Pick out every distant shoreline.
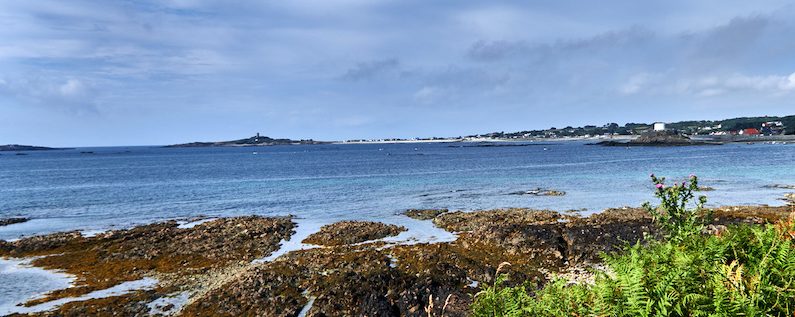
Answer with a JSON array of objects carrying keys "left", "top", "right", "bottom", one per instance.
[{"left": 335, "top": 135, "right": 637, "bottom": 145}]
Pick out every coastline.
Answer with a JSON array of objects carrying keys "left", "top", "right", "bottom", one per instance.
[
  {"left": 334, "top": 135, "right": 638, "bottom": 145},
  {"left": 1, "top": 203, "right": 792, "bottom": 316}
]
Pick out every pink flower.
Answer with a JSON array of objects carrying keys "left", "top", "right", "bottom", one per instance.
[{"left": 656, "top": 184, "right": 664, "bottom": 189}]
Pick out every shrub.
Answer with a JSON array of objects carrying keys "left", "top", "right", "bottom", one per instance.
[
  {"left": 642, "top": 174, "right": 710, "bottom": 242},
  {"left": 472, "top": 175, "right": 795, "bottom": 317}
]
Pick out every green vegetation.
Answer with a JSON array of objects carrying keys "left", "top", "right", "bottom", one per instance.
[
  {"left": 472, "top": 175, "right": 795, "bottom": 317},
  {"left": 479, "top": 115, "right": 795, "bottom": 139},
  {"left": 643, "top": 174, "right": 710, "bottom": 242}
]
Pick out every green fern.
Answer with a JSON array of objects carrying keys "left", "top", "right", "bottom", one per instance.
[{"left": 472, "top": 175, "right": 795, "bottom": 317}]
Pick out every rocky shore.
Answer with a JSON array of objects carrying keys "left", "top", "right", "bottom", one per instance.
[{"left": 1, "top": 205, "right": 792, "bottom": 316}]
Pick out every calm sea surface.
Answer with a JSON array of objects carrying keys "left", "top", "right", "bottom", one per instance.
[{"left": 1, "top": 142, "right": 794, "bottom": 240}]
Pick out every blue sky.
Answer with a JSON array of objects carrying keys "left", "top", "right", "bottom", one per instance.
[{"left": 1, "top": 1, "right": 795, "bottom": 146}]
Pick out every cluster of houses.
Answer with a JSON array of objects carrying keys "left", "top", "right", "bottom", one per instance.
[{"left": 705, "top": 121, "right": 786, "bottom": 136}]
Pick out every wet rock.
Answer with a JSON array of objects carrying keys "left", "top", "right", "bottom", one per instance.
[
  {"left": 180, "top": 260, "right": 307, "bottom": 317},
  {"left": 784, "top": 193, "right": 795, "bottom": 205},
  {"left": 403, "top": 209, "right": 448, "bottom": 220},
  {"left": 763, "top": 184, "right": 795, "bottom": 190},
  {"left": 712, "top": 205, "right": 793, "bottom": 225},
  {"left": 508, "top": 188, "right": 566, "bottom": 196},
  {"left": 0, "top": 217, "right": 29, "bottom": 227},
  {"left": 698, "top": 186, "right": 716, "bottom": 191},
  {"left": 433, "top": 208, "right": 561, "bottom": 232},
  {"left": 562, "top": 208, "right": 657, "bottom": 264},
  {"left": 0, "top": 216, "right": 294, "bottom": 305},
  {"left": 27, "top": 290, "right": 157, "bottom": 317},
  {"left": 302, "top": 221, "right": 407, "bottom": 246}
]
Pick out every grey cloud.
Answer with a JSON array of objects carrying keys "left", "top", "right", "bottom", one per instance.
[
  {"left": 467, "top": 40, "right": 530, "bottom": 61},
  {"left": 467, "top": 27, "right": 654, "bottom": 62},
  {"left": 0, "top": 76, "right": 100, "bottom": 114},
  {"left": 340, "top": 58, "right": 400, "bottom": 81}
]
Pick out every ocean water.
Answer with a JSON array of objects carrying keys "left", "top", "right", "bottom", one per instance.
[{"left": 1, "top": 142, "right": 795, "bottom": 240}]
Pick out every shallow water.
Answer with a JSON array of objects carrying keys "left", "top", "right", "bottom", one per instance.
[
  {"left": 2, "top": 142, "right": 794, "bottom": 240},
  {"left": 0, "top": 258, "right": 74, "bottom": 315},
  {"left": 2, "top": 277, "right": 158, "bottom": 315}
]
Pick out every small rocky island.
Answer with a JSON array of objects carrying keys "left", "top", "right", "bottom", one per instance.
[
  {"left": 594, "top": 131, "right": 722, "bottom": 147},
  {"left": 0, "top": 144, "right": 69, "bottom": 151},
  {"left": 165, "top": 133, "right": 329, "bottom": 148}
]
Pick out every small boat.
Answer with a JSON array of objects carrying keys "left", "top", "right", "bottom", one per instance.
[{"left": 252, "top": 151, "right": 258, "bottom": 155}]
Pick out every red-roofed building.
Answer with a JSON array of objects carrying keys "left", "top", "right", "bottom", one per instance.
[{"left": 740, "top": 128, "right": 760, "bottom": 135}]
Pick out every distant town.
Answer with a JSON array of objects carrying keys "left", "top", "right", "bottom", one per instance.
[{"left": 343, "top": 115, "right": 795, "bottom": 143}]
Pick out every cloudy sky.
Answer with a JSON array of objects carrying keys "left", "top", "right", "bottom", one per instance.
[{"left": 1, "top": 1, "right": 795, "bottom": 146}]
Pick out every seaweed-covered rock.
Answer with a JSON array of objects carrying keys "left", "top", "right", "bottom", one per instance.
[
  {"left": 403, "top": 209, "right": 448, "bottom": 220},
  {"left": 0, "top": 216, "right": 294, "bottom": 305},
  {"left": 562, "top": 208, "right": 657, "bottom": 264},
  {"left": 180, "top": 261, "right": 307, "bottom": 317},
  {"left": 433, "top": 208, "right": 561, "bottom": 232},
  {"left": 303, "top": 221, "right": 407, "bottom": 246},
  {"left": 0, "top": 217, "right": 29, "bottom": 227},
  {"left": 712, "top": 205, "right": 793, "bottom": 224},
  {"left": 508, "top": 189, "right": 566, "bottom": 196}
]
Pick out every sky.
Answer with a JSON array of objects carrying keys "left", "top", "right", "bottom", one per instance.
[{"left": 1, "top": 1, "right": 795, "bottom": 146}]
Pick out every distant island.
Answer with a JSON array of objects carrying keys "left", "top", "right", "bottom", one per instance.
[
  {"left": 592, "top": 131, "right": 722, "bottom": 147},
  {"left": 165, "top": 133, "right": 330, "bottom": 148},
  {"left": 0, "top": 144, "right": 70, "bottom": 151}
]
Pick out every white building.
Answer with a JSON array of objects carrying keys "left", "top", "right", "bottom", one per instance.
[{"left": 653, "top": 122, "right": 666, "bottom": 131}]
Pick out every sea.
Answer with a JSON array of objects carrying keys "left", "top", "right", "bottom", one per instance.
[
  {"left": 2, "top": 141, "right": 795, "bottom": 313},
  {"left": 2, "top": 141, "right": 794, "bottom": 240}
]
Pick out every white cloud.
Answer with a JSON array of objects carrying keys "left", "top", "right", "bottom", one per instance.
[
  {"left": 59, "top": 79, "right": 84, "bottom": 96},
  {"left": 413, "top": 86, "right": 442, "bottom": 104},
  {"left": 620, "top": 71, "right": 795, "bottom": 96}
]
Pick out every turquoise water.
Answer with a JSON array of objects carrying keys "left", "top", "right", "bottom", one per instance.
[{"left": 1, "top": 142, "right": 794, "bottom": 240}]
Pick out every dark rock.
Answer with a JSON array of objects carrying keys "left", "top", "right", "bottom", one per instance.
[
  {"left": 303, "top": 221, "right": 407, "bottom": 246},
  {"left": 403, "top": 209, "right": 448, "bottom": 220},
  {"left": 0, "top": 217, "right": 29, "bottom": 227},
  {"left": 594, "top": 132, "right": 721, "bottom": 146},
  {"left": 508, "top": 188, "right": 566, "bottom": 196},
  {"left": 764, "top": 184, "right": 795, "bottom": 190}
]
